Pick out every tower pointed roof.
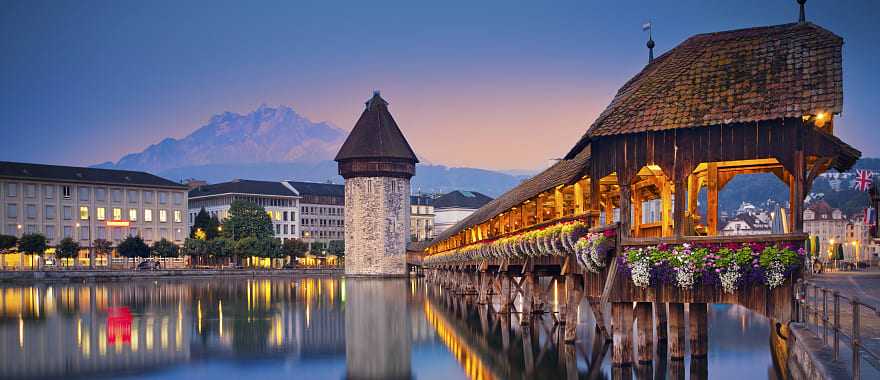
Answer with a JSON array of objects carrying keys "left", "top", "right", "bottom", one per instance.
[{"left": 334, "top": 91, "right": 419, "bottom": 163}]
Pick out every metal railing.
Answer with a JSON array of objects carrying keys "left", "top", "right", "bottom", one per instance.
[{"left": 795, "top": 279, "right": 880, "bottom": 379}]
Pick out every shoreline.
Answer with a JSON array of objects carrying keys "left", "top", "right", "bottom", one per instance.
[{"left": 0, "top": 268, "right": 344, "bottom": 283}]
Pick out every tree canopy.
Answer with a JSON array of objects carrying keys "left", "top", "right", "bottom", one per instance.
[
  {"left": 234, "top": 236, "right": 282, "bottom": 258},
  {"left": 221, "top": 200, "right": 273, "bottom": 241},
  {"left": 0, "top": 235, "right": 17, "bottom": 251},
  {"left": 328, "top": 240, "right": 345, "bottom": 257},
  {"left": 56, "top": 237, "right": 80, "bottom": 259},
  {"left": 152, "top": 238, "right": 180, "bottom": 258},
  {"left": 282, "top": 238, "right": 309, "bottom": 258},
  {"left": 117, "top": 236, "right": 150, "bottom": 258},
  {"left": 183, "top": 238, "right": 209, "bottom": 258},
  {"left": 93, "top": 239, "right": 113, "bottom": 255},
  {"left": 18, "top": 233, "right": 47, "bottom": 255},
  {"left": 190, "top": 208, "right": 220, "bottom": 240}
]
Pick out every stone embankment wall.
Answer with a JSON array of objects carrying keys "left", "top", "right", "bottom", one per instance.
[
  {"left": 786, "top": 323, "right": 852, "bottom": 380},
  {"left": 0, "top": 268, "right": 342, "bottom": 283},
  {"left": 344, "top": 176, "right": 409, "bottom": 276}
]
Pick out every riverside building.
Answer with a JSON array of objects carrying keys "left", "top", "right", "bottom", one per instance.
[{"left": 0, "top": 161, "right": 188, "bottom": 267}]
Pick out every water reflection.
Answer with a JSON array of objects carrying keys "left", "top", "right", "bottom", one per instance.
[{"left": 0, "top": 277, "right": 782, "bottom": 379}]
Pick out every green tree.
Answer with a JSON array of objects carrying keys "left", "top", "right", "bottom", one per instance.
[
  {"left": 310, "top": 241, "right": 327, "bottom": 255},
  {"left": 18, "top": 233, "right": 47, "bottom": 256},
  {"left": 211, "top": 237, "right": 234, "bottom": 258},
  {"left": 258, "top": 237, "right": 283, "bottom": 258},
  {"left": 221, "top": 200, "right": 273, "bottom": 241},
  {"left": 152, "top": 238, "right": 180, "bottom": 258},
  {"left": 117, "top": 236, "right": 150, "bottom": 258},
  {"left": 0, "top": 235, "right": 17, "bottom": 251},
  {"left": 56, "top": 237, "right": 80, "bottom": 260},
  {"left": 233, "top": 236, "right": 259, "bottom": 258},
  {"left": 281, "top": 238, "right": 309, "bottom": 259},
  {"left": 190, "top": 208, "right": 220, "bottom": 240},
  {"left": 93, "top": 238, "right": 113, "bottom": 256},
  {"left": 183, "top": 238, "right": 209, "bottom": 258},
  {"left": 328, "top": 240, "right": 345, "bottom": 257}
]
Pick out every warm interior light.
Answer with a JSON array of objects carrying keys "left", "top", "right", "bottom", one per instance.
[{"left": 814, "top": 112, "right": 828, "bottom": 127}]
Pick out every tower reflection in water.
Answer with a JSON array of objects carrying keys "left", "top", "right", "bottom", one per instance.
[{"left": 0, "top": 278, "right": 780, "bottom": 380}]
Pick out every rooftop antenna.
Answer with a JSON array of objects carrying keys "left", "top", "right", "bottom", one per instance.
[
  {"left": 643, "top": 21, "right": 654, "bottom": 63},
  {"left": 798, "top": 0, "right": 807, "bottom": 23}
]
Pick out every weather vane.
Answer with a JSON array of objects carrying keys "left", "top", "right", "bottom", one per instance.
[{"left": 643, "top": 20, "right": 654, "bottom": 63}]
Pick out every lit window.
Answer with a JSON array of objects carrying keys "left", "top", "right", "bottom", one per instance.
[
  {"left": 159, "top": 210, "right": 167, "bottom": 223},
  {"left": 97, "top": 207, "right": 106, "bottom": 221},
  {"left": 173, "top": 210, "right": 181, "bottom": 223},
  {"left": 144, "top": 209, "right": 153, "bottom": 222},
  {"left": 274, "top": 211, "right": 281, "bottom": 221},
  {"left": 129, "top": 208, "right": 137, "bottom": 221},
  {"left": 112, "top": 208, "right": 122, "bottom": 220},
  {"left": 79, "top": 206, "right": 89, "bottom": 220}
]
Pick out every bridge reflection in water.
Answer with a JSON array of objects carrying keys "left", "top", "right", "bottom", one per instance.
[{"left": 0, "top": 277, "right": 784, "bottom": 380}]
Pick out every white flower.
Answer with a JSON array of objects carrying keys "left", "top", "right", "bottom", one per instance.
[
  {"left": 630, "top": 259, "right": 651, "bottom": 288},
  {"left": 675, "top": 265, "right": 695, "bottom": 289},
  {"left": 720, "top": 264, "right": 741, "bottom": 294},
  {"left": 766, "top": 261, "right": 786, "bottom": 289}
]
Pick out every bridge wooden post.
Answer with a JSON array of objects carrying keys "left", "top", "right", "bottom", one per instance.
[
  {"left": 522, "top": 320, "right": 535, "bottom": 373},
  {"left": 499, "top": 272, "right": 512, "bottom": 314},
  {"left": 655, "top": 301, "right": 668, "bottom": 343},
  {"left": 477, "top": 269, "right": 490, "bottom": 304},
  {"left": 668, "top": 302, "right": 686, "bottom": 359},
  {"left": 635, "top": 302, "right": 654, "bottom": 363},
  {"left": 611, "top": 302, "right": 634, "bottom": 366},
  {"left": 689, "top": 303, "right": 708, "bottom": 358},
  {"left": 590, "top": 300, "right": 609, "bottom": 339},
  {"left": 564, "top": 273, "right": 584, "bottom": 342}
]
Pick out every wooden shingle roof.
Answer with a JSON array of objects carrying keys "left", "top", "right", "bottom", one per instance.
[
  {"left": 335, "top": 92, "right": 419, "bottom": 163},
  {"left": 567, "top": 22, "right": 843, "bottom": 159},
  {"left": 431, "top": 147, "right": 590, "bottom": 244}
]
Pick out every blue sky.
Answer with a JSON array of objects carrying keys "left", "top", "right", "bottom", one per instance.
[{"left": 1, "top": 0, "right": 877, "bottom": 170}]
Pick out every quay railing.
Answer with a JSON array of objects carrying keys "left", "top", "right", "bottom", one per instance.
[{"left": 795, "top": 279, "right": 880, "bottom": 379}]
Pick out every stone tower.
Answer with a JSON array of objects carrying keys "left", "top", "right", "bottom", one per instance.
[{"left": 335, "top": 91, "right": 418, "bottom": 276}]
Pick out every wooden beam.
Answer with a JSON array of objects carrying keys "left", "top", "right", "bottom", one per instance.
[
  {"left": 635, "top": 302, "right": 654, "bottom": 363},
  {"left": 590, "top": 178, "right": 601, "bottom": 227},
  {"left": 620, "top": 184, "right": 632, "bottom": 238},
  {"left": 564, "top": 273, "right": 583, "bottom": 342},
  {"left": 633, "top": 185, "right": 643, "bottom": 237},
  {"left": 791, "top": 150, "right": 806, "bottom": 232},
  {"left": 706, "top": 163, "right": 719, "bottom": 235},
  {"left": 612, "top": 302, "right": 634, "bottom": 365},
  {"left": 668, "top": 303, "right": 686, "bottom": 359},
  {"left": 662, "top": 176, "right": 674, "bottom": 237},
  {"left": 574, "top": 180, "right": 586, "bottom": 216},
  {"left": 554, "top": 187, "right": 565, "bottom": 219},
  {"left": 689, "top": 303, "right": 708, "bottom": 358}
]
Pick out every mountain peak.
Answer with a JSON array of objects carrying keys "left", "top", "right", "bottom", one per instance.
[{"left": 100, "top": 104, "right": 347, "bottom": 173}]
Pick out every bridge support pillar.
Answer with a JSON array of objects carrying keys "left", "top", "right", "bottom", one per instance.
[
  {"left": 499, "top": 273, "right": 512, "bottom": 313},
  {"left": 590, "top": 301, "right": 609, "bottom": 339},
  {"left": 564, "top": 273, "right": 584, "bottom": 343},
  {"left": 521, "top": 273, "right": 534, "bottom": 321},
  {"left": 655, "top": 301, "right": 668, "bottom": 343},
  {"left": 668, "top": 303, "right": 686, "bottom": 360},
  {"left": 477, "top": 271, "right": 490, "bottom": 304},
  {"left": 689, "top": 303, "right": 708, "bottom": 358},
  {"left": 611, "top": 302, "right": 634, "bottom": 366},
  {"left": 635, "top": 302, "right": 654, "bottom": 363}
]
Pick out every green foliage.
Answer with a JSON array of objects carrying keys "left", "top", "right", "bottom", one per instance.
[
  {"left": 117, "top": 236, "right": 150, "bottom": 258},
  {"left": 328, "top": 240, "right": 345, "bottom": 257},
  {"left": 93, "top": 239, "right": 113, "bottom": 255},
  {"left": 183, "top": 238, "right": 209, "bottom": 258},
  {"left": 310, "top": 241, "right": 327, "bottom": 254},
  {"left": 190, "top": 208, "right": 220, "bottom": 240},
  {"left": 18, "top": 233, "right": 47, "bottom": 255},
  {"left": 281, "top": 238, "right": 309, "bottom": 258},
  {"left": 221, "top": 200, "right": 273, "bottom": 241},
  {"left": 0, "top": 235, "right": 17, "bottom": 251},
  {"left": 152, "top": 238, "right": 180, "bottom": 258},
  {"left": 234, "top": 236, "right": 282, "bottom": 258},
  {"left": 210, "top": 237, "right": 234, "bottom": 258},
  {"left": 56, "top": 237, "right": 80, "bottom": 259}
]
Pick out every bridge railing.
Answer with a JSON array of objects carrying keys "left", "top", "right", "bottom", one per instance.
[{"left": 795, "top": 279, "right": 880, "bottom": 379}]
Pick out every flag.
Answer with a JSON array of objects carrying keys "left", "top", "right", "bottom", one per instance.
[
  {"left": 642, "top": 22, "right": 652, "bottom": 31},
  {"left": 865, "top": 207, "right": 877, "bottom": 226},
  {"left": 854, "top": 169, "right": 873, "bottom": 192}
]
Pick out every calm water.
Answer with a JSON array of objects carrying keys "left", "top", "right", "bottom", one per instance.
[{"left": 0, "top": 277, "right": 784, "bottom": 379}]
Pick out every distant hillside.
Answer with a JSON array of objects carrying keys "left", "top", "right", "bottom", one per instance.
[{"left": 95, "top": 105, "right": 345, "bottom": 173}]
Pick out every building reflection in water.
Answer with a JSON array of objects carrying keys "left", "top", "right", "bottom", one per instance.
[{"left": 0, "top": 277, "right": 783, "bottom": 380}]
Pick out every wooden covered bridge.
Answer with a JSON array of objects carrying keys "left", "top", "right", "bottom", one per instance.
[{"left": 421, "top": 19, "right": 860, "bottom": 369}]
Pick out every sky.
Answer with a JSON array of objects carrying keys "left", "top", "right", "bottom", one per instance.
[{"left": 1, "top": 0, "right": 878, "bottom": 171}]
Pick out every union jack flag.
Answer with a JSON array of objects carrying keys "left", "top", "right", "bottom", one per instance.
[
  {"left": 854, "top": 169, "right": 873, "bottom": 192},
  {"left": 866, "top": 207, "right": 877, "bottom": 226}
]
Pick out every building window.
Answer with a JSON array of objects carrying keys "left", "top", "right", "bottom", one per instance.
[
  {"left": 143, "top": 191, "right": 153, "bottom": 203},
  {"left": 160, "top": 228, "right": 169, "bottom": 239},
  {"left": 78, "top": 187, "right": 90, "bottom": 201},
  {"left": 26, "top": 224, "right": 36, "bottom": 234},
  {"left": 25, "top": 204, "right": 36, "bottom": 219},
  {"left": 129, "top": 208, "right": 137, "bottom": 221},
  {"left": 173, "top": 210, "right": 181, "bottom": 223},
  {"left": 95, "top": 188, "right": 106, "bottom": 202},
  {"left": 128, "top": 190, "right": 138, "bottom": 203},
  {"left": 283, "top": 211, "right": 288, "bottom": 221},
  {"left": 284, "top": 224, "right": 288, "bottom": 234},
  {"left": 275, "top": 224, "right": 281, "bottom": 234},
  {"left": 7, "top": 204, "right": 18, "bottom": 218},
  {"left": 43, "top": 185, "right": 54, "bottom": 199},
  {"left": 80, "top": 226, "right": 89, "bottom": 240},
  {"left": 159, "top": 210, "right": 167, "bottom": 223},
  {"left": 6, "top": 183, "right": 17, "bottom": 197},
  {"left": 96, "top": 227, "right": 106, "bottom": 239},
  {"left": 144, "top": 209, "right": 153, "bottom": 222},
  {"left": 62, "top": 206, "right": 72, "bottom": 220},
  {"left": 45, "top": 225, "right": 55, "bottom": 240},
  {"left": 62, "top": 186, "right": 71, "bottom": 199},
  {"left": 112, "top": 208, "right": 122, "bottom": 220},
  {"left": 143, "top": 228, "right": 153, "bottom": 241},
  {"left": 24, "top": 184, "right": 35, "bottom": 198},
  {"left": 63, "top": 225, "right": 72, "bottom": 238},
  {"left": 112, "top": 189, "right": 122, "bottom": 203},
  {"left": 112, "top": 227, "right": 122, "bottom": 241},
  {"left": 45, "top": 205, "right": 55, "bottom": 220},
  {"left": 97, "top": 207, "right": 106, "bottom": 221},
  {"left": 173, "top": 192, "right": 183, "bottom": 205},
  {"left": 129, "top": 227, "right": 138, "bottom": 237},
  {"left": 158, "top": 192, "right": 168, "bottom": 204},
  {"left": 79, "top": 206, "right": 89, "bottom": 220},
  {"left": 6, "top": 224, "right": 16, "bottom": 235},
  {"left": 274, "top": 211, "right": 281, "bottom": 221}
]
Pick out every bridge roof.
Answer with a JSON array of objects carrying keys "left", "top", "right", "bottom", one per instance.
[
  {"left": 431, "top": 146, "right": 590, "bottom": 244},
  {"left": 335, "top": 92, "right": 419, "bottom": 163},
  {"left": 566, "top": 22, "right": 843, "bottom": 159}
]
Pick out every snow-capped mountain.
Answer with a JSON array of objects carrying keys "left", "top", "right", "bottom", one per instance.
[{"left": 95, "top": 105, "right": 346, "bottom": 173}]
